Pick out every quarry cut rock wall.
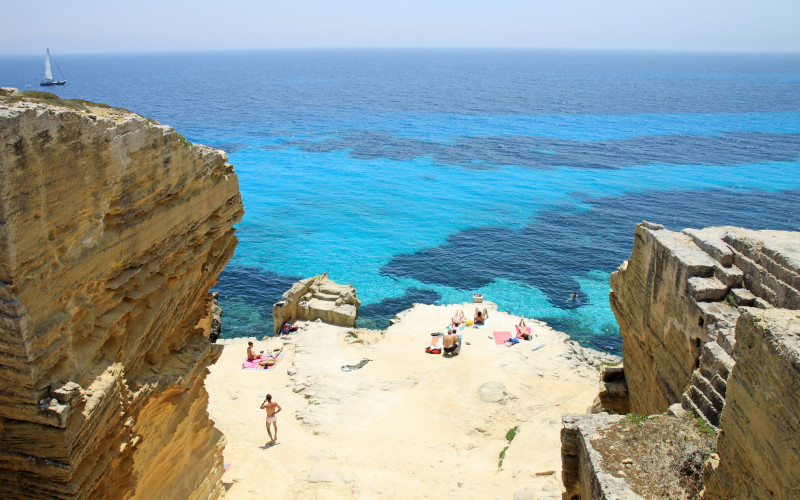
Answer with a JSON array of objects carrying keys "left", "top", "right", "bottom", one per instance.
[
  {"left": 0, "top": 90, "right": 244, "bottom": 499},
  {"left": 609, "top": 221, "right": 800, "bottom": 416},
  {"left": 603, "top": 221, "right": 800, "bottom": 498}
]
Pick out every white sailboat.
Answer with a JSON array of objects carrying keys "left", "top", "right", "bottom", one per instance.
[{"left": 40, "top": 48, "right": 66, "bottom": 86}]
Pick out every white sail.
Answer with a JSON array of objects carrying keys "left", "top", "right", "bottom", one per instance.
[{"left": 44, "top": 49, "right": 54, "bottom": 81}]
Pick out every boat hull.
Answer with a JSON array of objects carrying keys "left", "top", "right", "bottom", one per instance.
[{"left": 40, "top": 80, "right": 67, "bottom": 86}]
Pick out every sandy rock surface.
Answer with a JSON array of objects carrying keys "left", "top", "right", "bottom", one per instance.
[{"left": 206, "top": 304, "right": 604, "bottom": 499}]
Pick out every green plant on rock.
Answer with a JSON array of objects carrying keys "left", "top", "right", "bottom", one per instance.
[
  {"left": 693, "top": 416, "right": 717, "bottom": 437},
  {"left": 498, "top": 446, "right": 509, "bottom": 468},
  {"left": 21, "top": 90, "right": 61, "bottom": 100},
  {"left": 595, "top": 360, "right": 622, "bottom": 371},
  {"left": 176, "top": 133, "right": 192, "bottom": 148},
  {"left": 505, "top": 425, "right": 519, "bottom": 442},
  {"left": 723, "top": 292, "right": 737, "bottom": 307},
  {"left": 624, "top": 413, "right": 653, "bottom": 426},
  {"left": 498, "top": 425, "right": 520, "bottom": 468}
]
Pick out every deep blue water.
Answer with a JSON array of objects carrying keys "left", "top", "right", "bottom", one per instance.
[{"left": 3, "top": 49, "right": 800, "bottom": 353}]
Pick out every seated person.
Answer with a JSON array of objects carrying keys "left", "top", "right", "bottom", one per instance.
[
  {"left": 516, "top": 317, "right": 533, "bottom": 340},
  {"left": 442, "top": 330, "right": 460, "bottom": 355},
  {"left": 259, "top": 346, "right": 284, "bottom": 368},
  {"left": 281, "top": 322, "right": 299, "bottom": 335},
  {"left": 474, "top": 307, "right": 489, "bottom": 325},
  {"left": 452, "top": 309, "right": 465, "bottom": 325},
  {"left": 247, "top": 341, "right": 262, "bottom": 361}
]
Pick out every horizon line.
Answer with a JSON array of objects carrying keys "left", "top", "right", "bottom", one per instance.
[{"left": 3, "top": 46, "right": 800, "bottom": 58}]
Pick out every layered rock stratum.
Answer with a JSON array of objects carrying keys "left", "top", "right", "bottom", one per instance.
[{"left": 0, "top": 89, "right": 243, "bottom": 499}]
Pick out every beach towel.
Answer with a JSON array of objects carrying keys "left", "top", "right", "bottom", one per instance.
[
  {"left": 426, "top": 335, "right": 443, "bottom": 353},
  {"left": 473, "top": 317, "right": 490, "bottom": 329},
  {"left": 242, "top": 353, "right": 284, "bottom": 370},
  {"left": 516, "top": 326, "right": 532, "bottom": 339},
  {"left": 493, "top": 331, "right": 513, "bottom": 346},
  {"left": 242, "top": 354, "right": 265, "bottom": 369}
]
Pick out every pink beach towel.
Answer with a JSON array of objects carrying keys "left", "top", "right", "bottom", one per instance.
[
  {"left": 493, "top": 331, "right": 513, "bottom": 345},
  {"left": 242, "top": 353, "right": 283, "bottom": 370}
]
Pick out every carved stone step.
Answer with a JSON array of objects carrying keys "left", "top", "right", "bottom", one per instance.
[
  {"left": 710, "top": 373, "right": 728, "bottom": 399},
  {"left": 682, "top": 392, "right": 718, "bottom": 429},
  {"left": 693, "top": 374, "right": 725, "bottom": 413},
  {"left": 715, "top": 265, "right": 744, "bottom": 288},
  {"left": 688, "top": 276, "right": 729, "bottom": 302},
  {"left": 730, "top": 287, "right": 756, "bottom": 307},
  {"left": 716, "top": 329, "right": 737, "bottom": 356},
  {"left": 700, "top": 341, "right": 735, "bottom": 379},
  {"left": 683, "top": 228, "right": 735, "bottom": 266},
  {"left": 688, "top": 386, "right": 721, "bottom": 427},
  {"left": 314, "top": 292, "right": 341, "bottom": 302}
]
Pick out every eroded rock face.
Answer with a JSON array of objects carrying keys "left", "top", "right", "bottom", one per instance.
[
  {"left": 0, "top": 91, "right": 243, "bottom": 499},
  {"left": 704, "top": 308, "right": 800, "bottom": 499},
  {"left": 273, "top": 273, "right": 360, "bottom": 333}
]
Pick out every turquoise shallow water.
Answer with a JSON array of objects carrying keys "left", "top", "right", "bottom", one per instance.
[{"left": 3, "top": 49, "right": 799, "bottom": 352}]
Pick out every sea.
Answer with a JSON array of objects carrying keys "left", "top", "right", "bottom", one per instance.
[{"left": 2, "top": 49, "right": 800, "bottom": 353}]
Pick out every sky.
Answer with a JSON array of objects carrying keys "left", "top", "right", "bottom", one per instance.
[{"left": 2, "top": 0, "right": 799, "bottom": 55}]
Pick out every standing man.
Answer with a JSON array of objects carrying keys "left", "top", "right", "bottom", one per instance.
[{"left": 260, "top": 393, "right": 282, "bottom": 445}]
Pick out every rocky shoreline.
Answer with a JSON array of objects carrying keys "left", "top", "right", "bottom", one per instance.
[{"left": 206, "top": 302, "right": 613, "bottom": 499}]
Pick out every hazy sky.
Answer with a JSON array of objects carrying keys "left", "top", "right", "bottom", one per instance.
[{"left": 3, "top": 0, "right": 799, "bottom": 55}]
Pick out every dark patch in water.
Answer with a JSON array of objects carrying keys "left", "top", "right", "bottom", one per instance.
[
  {"left": 358, "top": 288, "right": 441, "bottom": 330},
  {"left": 213, "top": 268, "right": 441, "bottom": 335},
  {"left": 381, "top": 188, "right": 800, "bottom": 307},
  {"left": 542, "top": 315, "right": 623, "bottom": 353},
  {"left": 211, "top": 267, "right": 301, "bottom": 338},
  {"left": 285, "top": 131, "right": 800, "bottom": 171}
]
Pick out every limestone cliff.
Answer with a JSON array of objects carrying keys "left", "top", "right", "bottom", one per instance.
[
  {"left": 273, "top": 273, "right": 360, "bottom": 333},
  {"left": 0, "top": 89, "right": 244, "bottom": 498}
]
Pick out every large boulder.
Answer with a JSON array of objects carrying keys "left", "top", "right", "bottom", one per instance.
[{"left": 273, "top": 273, "right": 360, "bottom": 333}]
